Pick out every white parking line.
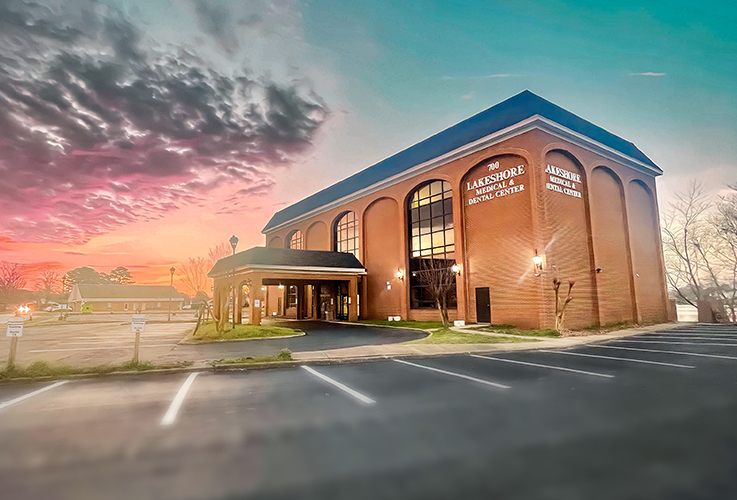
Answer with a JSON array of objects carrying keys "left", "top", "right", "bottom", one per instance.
[
  {"left": 301, "top": 366, "right": 376, "bottom": 404},
  {"left": 30, "top": 344, "right": 178, "bottom": 352},
  {"left": 540, "top": 350, "right": 695, "bottom": 369},
  {"left": 161, "top": 372, "right": 199, "bottom": 426},
  {"left": 614, "top": 340, "right": 737, "bottom": 347},
  {"left": 636, "top": 336, "right": 737, "bottom": 341},
  {"left": 393, "top": 359, "right": 511, "bottom": 389},
  {"left": 593, "top": 345, "right": 737, "bottom": 361},
  {"left": 0, "top": 381, "right": 69, "bottom": 411},
  {"left": 645, "top": 333, "right": 737, "bottom": 337},
  {"left": 471, "top": 354, "right": 614, "bottom": 378}
]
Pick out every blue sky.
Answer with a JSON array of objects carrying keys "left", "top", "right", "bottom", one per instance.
[{"left": 294, "top": 0, "right": 737, "bottom": 202}]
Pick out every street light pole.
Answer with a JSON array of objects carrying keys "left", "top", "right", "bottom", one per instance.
[
  {"left": 229, "top": 235, "right": 239, "bottom": 325},
  {"left": 168, "top": 266, "right": 175, "bottom": 322}
]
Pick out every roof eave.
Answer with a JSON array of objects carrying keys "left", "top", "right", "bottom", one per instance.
[{"left": 262, "top": 117, "right": 661, "bottom": 234}]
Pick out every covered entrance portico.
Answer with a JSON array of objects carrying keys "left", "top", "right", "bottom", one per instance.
[{"left": 208, "top": 247, "right": 366, "bottom": 326}]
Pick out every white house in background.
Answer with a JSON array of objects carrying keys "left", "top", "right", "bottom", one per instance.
[{"left": 68, "top": 284, "right": 184, "bottom": 313}]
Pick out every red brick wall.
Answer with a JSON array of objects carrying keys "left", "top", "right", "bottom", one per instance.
[
  {"left": 539, "top": 150, "right": 597, "bottom": 330},
  {"left": 363, "top": 198, "right": 403, "bottom": 319},
  {"left": 263, "top": 128, "right": 669, "bottom": 328},
  {"left": 306, "top": 221, "right": 329, "bottom": 250},
  {"left": 628, "top": 180, "right": 668, "bottom": 323},
  {"left": 462, "top": 154, "right": 539, "bottom": 328},
  {"left": 589, "top": 166, "right": 636, "bottom": 325}
]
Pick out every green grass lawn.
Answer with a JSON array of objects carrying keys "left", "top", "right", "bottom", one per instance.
[
  {"left": 0, "top": 360, "right": 193, "bottom": 380},
  {"left": 473, "top": 324, "right": 561, "bottom": 338},
  {"left": 407, "top": 328, "right": 540, "bottom": 344},
  {"left": 190, "top": 321, "right": 301, "bottom": 342},
  {"left": 359, "top": 320, "right": 446, "bottom": 330},
  {"left": 212, "top": 349, "right": 293, "bottom": 366}
]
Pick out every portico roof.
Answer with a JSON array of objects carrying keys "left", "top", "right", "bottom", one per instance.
[{"left": 208, "top": 247, "right": 366, "bottom": 279}]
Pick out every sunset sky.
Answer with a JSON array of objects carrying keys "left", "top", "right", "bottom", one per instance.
[{"left": 1, "top": 0, "right": 735, "bottom": 289}]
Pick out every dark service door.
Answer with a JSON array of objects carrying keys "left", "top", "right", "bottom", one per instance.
[{"left": 475, "top": 287, "right": 491, "bottom": 323}]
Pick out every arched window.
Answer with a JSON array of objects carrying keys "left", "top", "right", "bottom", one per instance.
[
  {"left": 334, "top": 211, "right": 359, "bottom": 258},
  {"left": 407, "top": 180, "right": 457, "bottom": 309},
  {"left": 286, "top": 230, "right": 303, "bottom": 250}
]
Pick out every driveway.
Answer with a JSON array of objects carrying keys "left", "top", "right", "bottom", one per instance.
[{"left": 170, "top": 321, "right": 427, "bottom": 361}]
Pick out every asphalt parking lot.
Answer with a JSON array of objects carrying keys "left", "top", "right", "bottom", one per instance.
[
  {"left": 1, "top": 323, "right": 737, "bottom": 500},
  {"left": 0, "top": 318, "right": 424, "bottom": 367}
]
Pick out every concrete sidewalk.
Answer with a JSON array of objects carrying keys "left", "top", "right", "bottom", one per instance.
[{"left": 291, "top": 322, "right": 681, "bottom": 362}]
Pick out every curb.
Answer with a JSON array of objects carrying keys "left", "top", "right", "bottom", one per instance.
[
  {"left": 180, "top": 331, "right": 306, "bottom": 345},
  {"left": 0, "top": 322, "right": 682, "bottom": 384}
]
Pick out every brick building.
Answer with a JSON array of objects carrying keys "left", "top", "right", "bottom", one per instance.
[
  {"left": 68, "top": 284, "right": 184, "bottom": 313},
  {"left": 210, "top": 91, "right": 668, "bottom": 329}
]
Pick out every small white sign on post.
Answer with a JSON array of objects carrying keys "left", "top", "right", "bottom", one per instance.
[
  {"left": 6, "top": 319, "right": 23, "bottom": 337},
  {"left": 131, "top": 314, "right": 146, "bottom": 334}
]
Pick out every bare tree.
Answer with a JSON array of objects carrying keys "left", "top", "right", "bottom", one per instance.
[
  {"left": 36, "top": 266, "right": 61, "bottom": 294},
  {"left": 662, "top": 181, "right": 737, "bottom": 321},
  {"left": 553, "top": 278, "right": 575, "bottom": 331},
  {"left": 208, "top": 243, "right": 231, "bottom": 265},
  {"left": 415, "top": 258, "right": 457, "bottom": 328},
  {"left": 180, "top": 257, "right": 210, "bottom": 297},
  {"left": 0, "top": 262, "right": 27, "bottom": 293},
  {"left": 710, "top": 184, "right": 737, "bottom": 320},
  {"left": 0, "top": 262, "right": 27, "bottom": 305},
  {"left": 661, "top": 182, "right": 712, "bottom": 307}
]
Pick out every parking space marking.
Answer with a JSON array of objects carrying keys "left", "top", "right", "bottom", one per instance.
[
  {"left": 161, "top": 372, "right": 200, "bottom": 426},
  {"left": 471, "top": 354, "right": 614, "bottom": 378},
  {"left": 540, "top": 350, "right": 695, "bottom": 369},
  {"left": 0, "top": 381, "right": 69, "bottom": 411},
  {"left": 393, "top": 359, "right": 511, "bottom": 389},
  {"left": 301, "top": 366, "right": 376, "bottom": 404},
  {"left": 594, "top": 345, "right": 737, "bottom": 361},
  {"left": 30, "top": 344, "right": 179, "bottom": 353},
  {"left": 636, "top": 336, "right": 737, "bottom": 341},
  {"left": 614, "top": 340, "right": 737, "bottom": 347}
]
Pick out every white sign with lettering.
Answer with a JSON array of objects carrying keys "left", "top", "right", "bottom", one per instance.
[
  {"left": 545, "top": 164, "right": 582, "bottom": 198},
  {"left": 6, "top": 319, "right": 23, "bottom": 337},
  {"left": 131, "top": 314, "right": 146, "bottom": 334},
  {"left": 466, "top": 163, "right": 527, "bottom": 205}
]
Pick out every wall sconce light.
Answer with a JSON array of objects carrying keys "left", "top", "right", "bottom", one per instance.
[
  {"left": 532, "top": 250, "right": 544, "bottom": 276},
  {"left": 278, "top": 284, "right": 284, "bottom": 290},
  {"left": 395, "top": 269, "right": 404, "bottom": 281},
  {"left": 451, "top": 263, "right": 461, "bottom": 275},
  {"left": 260, "top": 286, "right": 266, "bottom": 291}
]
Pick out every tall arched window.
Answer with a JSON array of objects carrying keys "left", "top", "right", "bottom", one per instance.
[
  {"left": 408, "top": 180, "right": 457, "bottom": 309},
  {"left": 287, "top": 230, "right": 303, "bottom": 250},
  {"left": 334, "top": 211, "right": 359, "bottom": 258}
]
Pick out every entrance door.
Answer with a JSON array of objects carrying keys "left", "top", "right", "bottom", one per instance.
[
  {"left": 336, "top": 282, "right": 350, "bottom": 320},
  {"left": 475, "top": 287, "right": 491, "bottom": 323}
]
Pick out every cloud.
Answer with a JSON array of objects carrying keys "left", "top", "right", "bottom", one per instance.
[
  {"left": 628, "top": 72, "right": 667, "bottom": 77},
  {"left": 189, "top": 0, "right": 239, "bottom": 55},
  {"left": 0, "top": 0, "right": 328, "bottom": 244}
]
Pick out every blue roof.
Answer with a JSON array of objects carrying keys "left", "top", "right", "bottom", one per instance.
[{"left": 263, "top": 90, "right": 660, "bottom": 232}]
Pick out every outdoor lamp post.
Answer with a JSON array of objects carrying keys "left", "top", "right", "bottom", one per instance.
[
  {"left": 229, "top": 235, "right": 239, "bottom": 324},
  {"left": 168, "top": 266, "right": 175, "bottom": 321}
]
